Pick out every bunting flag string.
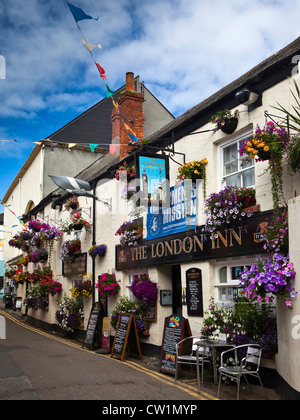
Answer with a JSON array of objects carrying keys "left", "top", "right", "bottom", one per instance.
[
  {"left": 1, "top": 201, "right": 29, "bottom": 234},
  {"left": 1, "top": 2, "right": 142, "bottom": 159},
  {"left": 65, "top": 1, "right": 142, "bottom": 153}
]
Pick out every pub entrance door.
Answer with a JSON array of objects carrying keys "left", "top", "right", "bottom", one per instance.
[{"left": 172, "top": 265, "right": 182, "bottom": 316}]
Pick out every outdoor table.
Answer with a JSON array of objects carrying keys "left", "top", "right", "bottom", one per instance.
[{"left": 195, "top": 338, "right": 235, "bottom": 389}]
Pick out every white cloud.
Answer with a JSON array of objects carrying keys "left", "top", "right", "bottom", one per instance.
[{"left": 0, "top": 0, "right": 300, "bottom": 129}]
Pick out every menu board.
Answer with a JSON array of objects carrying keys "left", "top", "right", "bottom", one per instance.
[
  {"left": 146, "top": 300, "right": 157, "bottom": 322},
  {"left": 111, "top": 313, "right": 142, "bottom": 362},
  {"left": 186, "top": 268, "right": 204, "bottom": 317},
  {"left": 82, "top": 302, "right": 101, "bottom": 350},
  {"left": 159, "top": 315, "right": 192, "bottom": 375}
]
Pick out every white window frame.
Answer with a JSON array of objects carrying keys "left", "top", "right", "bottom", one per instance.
[
  {"left": 219, "top": 128, "right": 254, "bottom": 190},
  {"left": 214, "top": 257, "right": 257, "bottom": 306},
  {"left": 126, "top": 270, "right": 148, "bottom": 300}
]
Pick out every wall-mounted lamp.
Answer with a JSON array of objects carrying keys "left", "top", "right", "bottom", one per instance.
[{"left": 235, "top": 88, "right": 261, "bottom": 110}]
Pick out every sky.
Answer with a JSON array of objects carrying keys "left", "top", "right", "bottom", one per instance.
[{"left": 0, "top": 0, "right": 300, "bottom": 216}]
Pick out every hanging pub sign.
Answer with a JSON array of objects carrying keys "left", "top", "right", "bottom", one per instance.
[
  {"left": 146, "top": 182, "right": 197, "bottom": 240},
  {"left": 62, "top": 253, "right": 87, "bottom": 281},
  {"left": 134, "top": 152, "right": 170, "bottom": 208}
]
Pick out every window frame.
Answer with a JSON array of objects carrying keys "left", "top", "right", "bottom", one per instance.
[{"left": 219, "top": 128, "right": 255, "bottom": 190}]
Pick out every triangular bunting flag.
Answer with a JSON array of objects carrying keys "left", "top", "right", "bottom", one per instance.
[
  {"left": 68, "top": 143, "right": 77, "bottom": 151},
  {"left": 105, "top": 84, "right": 115, "bottom": 98},
  {"left": 82, "top": 38, "right": 102, "bottom": 52},
  {"left": 89, "top": 144, "right": 99, "bottom": 153},
  {"left": 112, "top": 99, "right": 119, "bottom": 110},
  {"left": 109, "top": 144, "right": 119, "bottom": 156},
  {"left": 124, "top": 123, "right": 136, "bottom": 136},
  {"left": 96, "top": 63, "right": 107, "bottom": 80},
  {"left": 128, "top": 133, "right": 140, "bottom": 143},
  {"left": 67, "top": 2, "right": 99, "bottom": 22}
]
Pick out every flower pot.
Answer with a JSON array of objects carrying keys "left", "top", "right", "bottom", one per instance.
[
  {"left": 243, "top": 204, "right": 260, "bottom": 213},
  {"left": 73, "top": 223, "right": 83, "bottom": 231},
  {"left": 220, "top": 117, "right": 238, "bottom": 134}
]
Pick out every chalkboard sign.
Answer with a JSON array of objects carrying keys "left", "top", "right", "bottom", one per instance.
[
  {"left": 159, "top": 314, "right": 192, "bottom": 376},
  {"left": 82, "top": 302, "right": 102, "bottom": 350},
  {"left": 111, "top": 313, "right": 142, "bottom": 362},
  {"left": 186, "top": 268, "right": 204, "bottom": 317},
  {"left": 146, "top": 300, "right": 157, "bottom": 322}
]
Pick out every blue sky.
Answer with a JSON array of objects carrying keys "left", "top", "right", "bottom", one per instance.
[{"left": 1, "top": 0, "right": 300, "bottom": 216}]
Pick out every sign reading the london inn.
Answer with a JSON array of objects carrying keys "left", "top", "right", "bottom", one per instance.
[{"left": 116, "top": 210, "right": 271, "bottom": 270}]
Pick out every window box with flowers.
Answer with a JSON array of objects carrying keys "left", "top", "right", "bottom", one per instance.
[
  {"left": 204, "top": 186, "right": 255, "bottom": 233},
  {"left": 210, "top": 109, "right": 239, "bottom": 134},
  {"left": 96, "top": 272, "right": 121, "bottom": 297},
  {"left": 115, "top": 218, "right": 143, "bottom": 246},
  {"left": 88, "top": 244, "right": 107, "bottom": 258}
]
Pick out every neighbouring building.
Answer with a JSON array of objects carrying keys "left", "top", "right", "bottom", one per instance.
[{"left": 3, "top": 38, "right": 300, "bottom": 399}]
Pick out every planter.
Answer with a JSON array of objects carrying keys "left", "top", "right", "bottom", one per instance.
[
  {"left": 220, "top": 117, "right": 238, "bottom": 134},
  {"left": 243, "top": 204, "right": 260, "bottom": 213},
  {"left": 73, "top": 223, "right": 83, "bottom": 231}
]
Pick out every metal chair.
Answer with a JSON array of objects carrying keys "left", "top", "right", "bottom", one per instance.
[
  {"left": 217, "top": 344, "right": 268, "bottom": 400},
  {"left": 175, "top": 335, "right": 212, "bottom": 389}
]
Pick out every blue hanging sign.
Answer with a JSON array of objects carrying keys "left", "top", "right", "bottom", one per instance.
[{"left": 146, "top": 182, "right": 197, "bottom": 240}]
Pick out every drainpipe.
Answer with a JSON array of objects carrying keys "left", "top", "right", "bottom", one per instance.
[{"left": 92, "top": 181, "right": 96, "bottom": 304}]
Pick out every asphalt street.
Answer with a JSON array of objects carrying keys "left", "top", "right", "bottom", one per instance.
[{"left": 0, "top": 309, "right": 213, "bottom": 402}]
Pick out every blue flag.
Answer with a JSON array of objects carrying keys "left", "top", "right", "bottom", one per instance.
[
  {"left": 128, "top": 133, "right": 140, "bottom": 143},
  {"left": 67, "top": 2, "right": 98, "bottom": 22}
]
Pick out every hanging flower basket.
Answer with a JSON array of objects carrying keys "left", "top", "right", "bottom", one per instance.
[
  {"left": 130, "top": 274, "right": 158, "bottom": 303},
  {"left": 115, "top": 218, "right": 143, "bottom": 246},
  {"left": 204, "top": 186, "right": 255, "bottom": 233},
  {"left": 96, "top": 272, "right": 121, "bottom": 297},
  {"left": 71, "top": 279, "right": 92, "bottom": 299},
  {"left": 239, "top": 253, "right": 297, "bottom": 308},
  {"left": 115, "top": 161, "right": 136, "bottom": 182},
  {"left": 60, "top": 239, "right": 81, "bottom": 262},
  {"left": 55, "top": 295, "right": 84, "bottom": 332},
  {"left": 210, "top": 109, "right": 239, "bottom": 134},
  {"left": 220, "top": 117, "right": 239, "bottom": 134},
  {"left": 88, "top": 244, "right": 107, "bottom": 258},
  {"left": 64, "top": 196, "right": 80, "bottom": 211}
]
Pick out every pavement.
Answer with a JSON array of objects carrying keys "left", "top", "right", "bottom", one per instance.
[{"left": 0, "top": 301, "right": 281, "bottom": 401}]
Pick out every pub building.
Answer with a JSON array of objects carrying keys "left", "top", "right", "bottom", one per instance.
[{"left": 4, "top": 38, "right": 300, "bottom": 399}]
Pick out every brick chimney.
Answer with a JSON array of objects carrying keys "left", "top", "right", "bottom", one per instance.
[{"left": 111, "top": 72, "right": 145, "bottom": 160}]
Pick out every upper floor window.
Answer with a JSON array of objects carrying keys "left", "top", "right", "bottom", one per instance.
[{"left": 221, "top": 131, "right": 254, "bottom": 188}]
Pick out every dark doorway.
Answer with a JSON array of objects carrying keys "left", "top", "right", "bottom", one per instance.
[{"left": 172, "top": 265, "right": 182, "bottom": 316}]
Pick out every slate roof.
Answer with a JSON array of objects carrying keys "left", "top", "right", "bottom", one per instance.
[{"left": 47, "top": 77, "right": 174, "bottom": 147}]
